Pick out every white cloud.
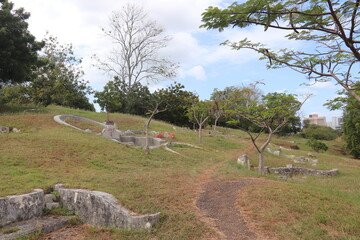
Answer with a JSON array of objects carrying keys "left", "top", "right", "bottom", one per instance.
[{"left": 181, "top": 66, "right": 207, "bottom": 81}]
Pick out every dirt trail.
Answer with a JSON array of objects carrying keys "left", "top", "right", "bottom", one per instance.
[{"left": 195, "top": 140, "right": 269, "bottom": 240}]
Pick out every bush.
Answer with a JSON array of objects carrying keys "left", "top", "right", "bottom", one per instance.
[
  {"left": 300, "top": 125, "right": 340, "bottom": 140},
  {"left": 306, "top": 138, "right": 328, "bottom": 152}
]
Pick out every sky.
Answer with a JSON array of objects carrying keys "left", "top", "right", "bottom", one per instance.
[{"left": 11, "top": 0, "right": 343, "bottom": 121}]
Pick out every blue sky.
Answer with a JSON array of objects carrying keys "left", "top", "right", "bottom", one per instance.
[{"left": 11, "top": 0, "right": 343, "bottom": 121}]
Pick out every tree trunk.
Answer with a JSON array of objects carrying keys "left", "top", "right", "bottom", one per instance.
[
  {"left": 258, "top": 131, "right": 273, "bottom": 175},
  {"left": 145, "top": 120, "right": 150, "bottom": 154},
  {"left": 198, "top": 124, "right": 202, "bottom": 144},
  {"left": 258, "top": 151, "right": 264, "bottom": 175},
  {"left": 213, "top": 116, "right": 220, "bottom": 134}
]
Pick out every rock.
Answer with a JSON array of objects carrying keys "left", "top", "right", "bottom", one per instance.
[
  {"left": 132, "top": 130, "right": 145, "bottom": 135},
  {"left": 0, "top": 126, "right": 9, "bottom": 133},
  {"left": 268, "top": 167, "right": 338, "bottom": 177},
  {"left": 84, "top": 129, "right": 94, "bottom": 134},
  {"left": 0, "top": 189, "right": 45, "bottom": 226},
  {"left": 101, "top": 125, "right": 121, "bottom": 139},
  {"left": 307, "top": 153, "right": 315, "bottom": 158},
  {"left": 267, "top": 147, "right": 281, "bottom": 156},
  {"left": 0, "top": 216, "right": 72, "bottom": 240},
  {"left": 11, "top": 127, "right": 20, "bottom": 133},
  {"left": 54, "top": 184, "right": 160, "bottom": 230},
  {"left": 124, "top": 130, "right": 134, "bottom": 136},
  {"left": 294, "top": 156, "right": 318, "bottom": 165},
  {"left": 149, "top": 131, "right": 160, "bottom": 135},
  {"left": 46, "top": 202, "right": 60, "bottom": 210},
  {"left": 237, "top": 154, "right": 249, "bottom": 166},
  {"left": 44, "top": 194, "right": 56, "bottom": 204}
]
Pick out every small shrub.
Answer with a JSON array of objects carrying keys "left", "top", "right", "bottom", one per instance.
[
  {"left": 43, "top": 206, "right": 74, "bottom": 216},
  {"left": 0, "top": 227, "right": 19, "bottom": 234},
  {"left": 306, "top": 138, "right": 328, "bottom": 152},
  {"left": 68, "top": 216, "right": 83, "bottom": 226}
]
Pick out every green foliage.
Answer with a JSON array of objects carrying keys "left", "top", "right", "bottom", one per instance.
[
  {"left": 276, "top": 116, "right": 302, "bottom": 136},
  {"left": 0, "top": 0, "right": 43, "bottom": 84},
  {"left": 94, "top": 78, "right": 151, "bottom": 116},
  {"left": 343, "top": 84, "right": 360, "bottom": 159},
  {"left": 186, "top": 100, "right": 211, "bottom": 126},
  {"left": 153, "top": 82, "right": 198, "bottom": 126},
  {"left": 0, "top": 84, "right": 30, "bottom": 105},
  {"left": 306, "top": 138, "right": 328, "bottom": 152},
  {"left": 68, "top": 216, "right": 83, "bottom": 226},
  {"left": 43, "top": 206, "right": 74, "bottom": 216},
  {"left": 201, "top": 0, "right": 360, "bottom": 105},
  {"left": 0, "top": 227, "right": 19, "bottom": 234},
  {"left": 29, "top": 35, "right": 94, "bottom": 111},
  {"left": 301, "top": 125, "right": 340, "bottom": 141}
]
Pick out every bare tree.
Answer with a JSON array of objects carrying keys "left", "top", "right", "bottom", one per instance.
[
  {"left": 145, "top": 100, "right": 166, "bottom": 154},
  {"left": 94, "top": 3, "right": 177, "bottom": 91}
]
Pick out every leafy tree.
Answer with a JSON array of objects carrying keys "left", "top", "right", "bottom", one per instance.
[
  {"left": 94, "top": 78, "right": 152, "bottom": 116},
  {"left": 94, "top": 3, "right": 177, "bottom": 91},
  {"left": 210, "top": 88, "right": 227, "bottom": 132},
  {"left": 94, "top": 80, "right": 122, "bottom": 113},
  {"left": 300, "top": 124, "right": 340, "bottom": 140},
  {"left": 0, "top": 0, "right": 43, "bottom": 84},
  {"left": 201, "top": 0, "right": 360, "bottom": 104},
  {"left": 223, "top": 84, "right": 263, "bottom": 132},
  {"left": 30, "top": 35, "right": 94, "bottom": 111},
  {"left": 0, "top": 83, "right": 30, "bottom": 105},
  {"left": 226, "top": 87, "right": 305, "bottom": 175},
  {"left": 276, "top": 116, "right": 302, "bottom": 136},
  {"left": 306, "top": 138, "right": 328, "bottom": 153},
  {"left": 343, "top": 97, "right": 360, "bottom": 158},
  {"left": 153, "top": 82, "right": 198, "bottom": 126},
  {"left": 187, "top": 100, "right": 211, "bottom": 144}
]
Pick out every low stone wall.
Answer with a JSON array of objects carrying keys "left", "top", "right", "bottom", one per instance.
[
  {"left": 268, "top": 167, "right": 338, "bottom": 177},
  {"left": 54, "top": 115, "right": 106, "bottom": 132},
  {"left": 119, "top": 136, "right": 165, "bottom": 147},
  {"left": 0, "top": 189, "right": 44, "bottom": 226},
  {"left": 54, "top": 115, "right": 166, "bottom": 149},
  {"left": 54, "top": 184, "right": 160, "bottom": 230}
]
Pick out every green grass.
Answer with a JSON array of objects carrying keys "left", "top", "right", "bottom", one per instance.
[
  {"left": 2, "top": 104, "right": 360, "bottom": 239},
  {"left": 0, "top": 105, "right": 243, "bottom": 239},
  {"left": 218, "top": 133, "right": 360, "bottom": 240}
]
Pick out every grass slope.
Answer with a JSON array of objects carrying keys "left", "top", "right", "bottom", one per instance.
[
  {"left": 0, "top": 105, "right": 243, "bottom": 239},
  {"left": 1, "top": 105, "right": 360, "bottom": 239}
]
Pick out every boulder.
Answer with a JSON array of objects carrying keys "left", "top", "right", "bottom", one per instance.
[
  {"left": 0, "top": 189, "right": 45, "bottom": 226},
  {"left": 11, "top": 127, "right": 20, "bottom": 133},
  {"left": 101, "top": 125, "right": 121, "bottom": 139},
  {"left": 0, "top": 126, "right": 9, "bottom": 133},
  {"left": 54, "top": 184, "right": 160, "bottom": 230},
  {"left": 237, "top": 154, "right": 249, "bottom": 166}
]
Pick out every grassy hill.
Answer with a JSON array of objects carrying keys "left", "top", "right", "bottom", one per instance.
[{"left": 1, "top": 105, "right": 360, "bottom": 239}]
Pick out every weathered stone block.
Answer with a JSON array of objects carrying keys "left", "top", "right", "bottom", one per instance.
[
  {"left": 54, "top": 184, "right": 160, "bottom": 230},
  {"left": 44, "top": 194, "right": 56, "bottom": 204},
  {"left": 268, "top": 167, "right": 338, "bottom": 177},
  {"left": 0, "top": 189, "right": 44, "bottom": 226},
  {"left": 0, "top": 126, "right": 9, "bottom": 133},
  {"left": 46, "top": 202, "right": 60, "bottom": 210},
  {"left": 237, "top": 154, "right": 249, "bottom": 166}
]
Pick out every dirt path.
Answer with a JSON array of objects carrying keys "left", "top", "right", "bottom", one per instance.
[
  {"left": 195, "top": 140, "right": 269, "bottom": 240},
  {"left": 197, "top": 180, "right": 267, "bottom": 240}
]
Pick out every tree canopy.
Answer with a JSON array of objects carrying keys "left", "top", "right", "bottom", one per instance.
[
  {"left": 201, "top": 0, "right": 360, "bottom": 103},
  {"left": 30, "top": 35, "right": 94, "bottom": 111},
  {"left": 0, "top": 0, "right": 43, "bottom": 84}
]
